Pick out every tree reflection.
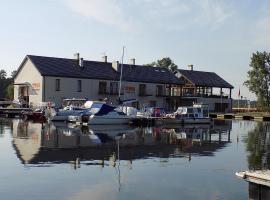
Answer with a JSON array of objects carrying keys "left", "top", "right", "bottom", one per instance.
[
  {"left": 244, "top": 122, "right": 270, "bottom": 170},
  {"left": 0, "top": 118, "right": 12, "bottom": 136}
]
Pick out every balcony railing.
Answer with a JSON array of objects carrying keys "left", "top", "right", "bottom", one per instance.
[{"left": 182, "top": 93, "right": 230, "bottom": 98}]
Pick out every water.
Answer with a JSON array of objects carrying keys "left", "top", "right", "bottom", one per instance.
[{"left": 0, "top": 118, "right": 269, "bottom": 200}]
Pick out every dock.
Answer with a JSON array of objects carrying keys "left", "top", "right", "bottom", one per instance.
[
  {"left": 210, "top": 113, "right": 270, "bottom": 122},
  {"left": 236, "top": 170, "right": 270, "bottom": 187},
  {"left": 0, "top": 108, "right": 32, "bottom": 117}
]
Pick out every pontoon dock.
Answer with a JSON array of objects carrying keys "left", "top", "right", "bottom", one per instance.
[{"left": 236, "top": 170, "right": 270, "bottom": 187}]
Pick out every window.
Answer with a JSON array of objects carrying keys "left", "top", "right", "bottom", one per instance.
[
  {"left": 99, "top": 81, "right": 107, "bottom": 94},
  {"left": 156, "top": 85, "right": 163, "bottom": 96},
  {"left": 55, "top": 79, "right": 60, "bottom": 91},
  {"left": 139, "top": 84, "right": 146, "bottom": 96},
  {"left": 110, "top": 82, "right": 118, "bottom": 95},
  {"left": 77, "top": 80, "right": 82, "bottom": 92}
]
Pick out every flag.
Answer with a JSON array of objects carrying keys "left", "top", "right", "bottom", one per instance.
[{"left": 238, "top": 88, "right": 240, "bottom": 98}]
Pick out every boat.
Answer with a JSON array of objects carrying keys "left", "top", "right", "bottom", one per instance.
[
  {"left": 162, "top": 104, "right": 212, "bottom": 124},
  {"left": 50, "top": 99, "right": 104, "bottom": 122},
  {"left": 81, "top": 103, "right": 132, "bottom": 125},
  {"left": 51, "top": 106, "right": 89, "bottom": 122}
]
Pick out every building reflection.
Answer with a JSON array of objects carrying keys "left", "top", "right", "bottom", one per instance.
[
  {"left": 249, "top": 183, "right": 270, "bottom": 200},
  {"left": 244, "top": 122, "right": 270, "bottom": 170},
  {"left": 11, "top": 119, "right": 232, "bottom": 167}
]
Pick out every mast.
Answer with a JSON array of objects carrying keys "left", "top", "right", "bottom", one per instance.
[{"left": 118, "top": 46, "right": 125, "bottom": 104}]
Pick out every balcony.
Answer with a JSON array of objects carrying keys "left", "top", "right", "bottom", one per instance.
[{"left": 182, "top": 93, "right": 230, "bottom": 99}]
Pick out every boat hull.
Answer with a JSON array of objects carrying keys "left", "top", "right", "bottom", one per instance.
[{"left": 88, "top": 116, "right": 131, "bottom": 125}]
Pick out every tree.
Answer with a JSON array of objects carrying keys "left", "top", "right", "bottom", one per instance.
[
  {"left": 244, "top": 51, "right": 270, "bottom": 108},
  {"left": 5, "top": 84, "right": 14, "bottom": 99},
  {"left": 10, "top": 70, "right": 17, "bottom": 79},
  {"left": 146, "top": 57, "right": 178, "bottom": 72},
  {"left": 0, "top": 69, "right": 7, "bottom": 79}
]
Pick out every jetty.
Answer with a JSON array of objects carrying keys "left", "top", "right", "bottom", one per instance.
[
  {"left": 0, "top": 108, "right": 32, "bottom": 117},
  {"left": 210, "top": 112, "right": 270, "bottom": 122},
  {"left": 236, "top": 170, "right": 270, "bottom": 187}
]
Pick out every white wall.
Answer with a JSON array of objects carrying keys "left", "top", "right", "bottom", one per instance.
[
  {"left": 14, "top": 58, "right": 43, "bottom": 107},
  {"left": 44, "top": 76, "right": 166, "bottom": 108}
]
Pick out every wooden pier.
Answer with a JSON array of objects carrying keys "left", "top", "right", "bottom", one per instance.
[
  {"left": 0, "top": 108, "right": 32, "bottom": 117},
  {"left": 236, "top": 170, "right": 270, "bottom": 187},
  {"left": 210, "top": 113, "right": 270, "bottom": 122}
]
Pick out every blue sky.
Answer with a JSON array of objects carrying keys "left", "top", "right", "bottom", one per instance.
[{"left": 1, "top": 0, "right": 270, "bottom": 99}]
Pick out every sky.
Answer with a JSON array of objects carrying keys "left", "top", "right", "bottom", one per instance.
[{"left": 1, "top": 0, "right": 270, "bottom": 100}]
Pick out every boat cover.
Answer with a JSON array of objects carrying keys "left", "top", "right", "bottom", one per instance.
[{"left": 95, "top": 104, "right": 116, "bottom": 116}]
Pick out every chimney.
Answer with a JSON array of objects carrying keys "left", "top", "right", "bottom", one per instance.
[
  {"left": 74, "top": 53, "right": 80, "bottom": 61},
  {"left": 130, "top": 58, "right": 135, "bottom": 65},
  {"left": 102, "top": 55, "right": 108, "bottom": 63},
  {"left": 79, "top": 58, "right": 84, "bottom": 68},
  {"left": 188, "top": 64, "right": 193, "bottom": 71},
  {"left": 112, "top": 61, "right": 120, "bottom": 71}
]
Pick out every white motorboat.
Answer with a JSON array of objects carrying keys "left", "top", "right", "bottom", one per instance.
[
  {"left": 82, "top": 103, "right": 132, "bottom": 125},
  {"left": 163, "top": 104, "right": 212, "bottom": 124},
  {"left": 51, "top": 106, "right": 89, "bottom": 122},
  {"left": 51, "top": 100, "right": 104, "bottom": 122}
]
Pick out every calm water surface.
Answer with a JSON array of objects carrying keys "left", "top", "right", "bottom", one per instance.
[{"left": 0, "top": 118, "right": 269, "bottom": 200}]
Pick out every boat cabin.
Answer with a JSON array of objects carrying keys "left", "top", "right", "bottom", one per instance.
[{"left": 175, "top": 104, "right": 209, "bottom": 119}]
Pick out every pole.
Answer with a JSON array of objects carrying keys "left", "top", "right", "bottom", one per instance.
[{"left": 118, "top": 46, "right": 125, "bottom": 103}]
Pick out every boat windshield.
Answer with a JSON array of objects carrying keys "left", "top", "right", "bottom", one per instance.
[
  {"left": 89, "top": 103, "right": 104, "bottom": 114},
  {"left": 62, "top": 99, "right": 87, "bottom": 107}
]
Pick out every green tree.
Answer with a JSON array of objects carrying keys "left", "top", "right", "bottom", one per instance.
[
  {"left": 10, "top": 70, "right": 17, "bottom": 79},
  {"left": 5, "top": 84, "right": 14, "bottom": 99},
  {"left": 146, "top": 57, "right": 178, "bottom": 72},
  {"left": 244, "top": 51, "right": 270, "bottom": 108},
  {"left": 0, "top": 69, "right": 7, "bottom": 79}
]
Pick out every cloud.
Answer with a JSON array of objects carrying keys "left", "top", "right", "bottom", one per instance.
[
  {"left": 193, "top": 0, "right": 233, "bottom": 30},
  {"left": 254, "top": 17, "right": 270, "bottom": 46},
  {"left": 64, "top": 0, "right": 233, "bottom": 32},
  {"left": 65, "top": 0, "right": 131, "bottom": 31}
]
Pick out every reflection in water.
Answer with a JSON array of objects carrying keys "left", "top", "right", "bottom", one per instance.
[
  {"left": 249, "top": 183, "right": 270, "bottom": 200},
  {"left": 12, "top": 120, "right": 232, "bottom": 167},
  {"left": 244, "top": 122, "right": 270, "bottom": 170},
  {"left": 0, "top": 118, "right": 12, "bottom": 136}
]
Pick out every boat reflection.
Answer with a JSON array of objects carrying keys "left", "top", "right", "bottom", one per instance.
[{"left": 11, "top": 119, "right": 232, "bottom": 167}]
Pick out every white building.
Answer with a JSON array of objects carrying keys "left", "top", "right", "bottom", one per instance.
[{"left": 14, "top": 54, "right": 183, "bottom": 109}]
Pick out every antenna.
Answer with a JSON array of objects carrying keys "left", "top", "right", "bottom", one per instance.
[{"left": 118, "top": 46, "right": 125, "bottom": 103}]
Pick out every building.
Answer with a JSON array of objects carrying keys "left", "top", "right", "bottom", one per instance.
[
  {"left": 14, "top": 54, "right": 183, "bottom": 109},
  {"left": 174, "top": 65, "right": 234, "bottom": 112}
]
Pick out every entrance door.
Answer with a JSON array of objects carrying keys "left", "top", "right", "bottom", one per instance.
[{"left": 19, "top": 86, "right": 29, "bottom": 107}]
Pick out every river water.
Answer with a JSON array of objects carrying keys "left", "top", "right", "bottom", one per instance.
[{"left": 0, "top": 118, "right": 269, "bottom": 200}]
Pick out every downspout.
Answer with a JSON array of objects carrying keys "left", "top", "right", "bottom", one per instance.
[{"left": 42, "top": 76, "right": 45, "bottom": 102}]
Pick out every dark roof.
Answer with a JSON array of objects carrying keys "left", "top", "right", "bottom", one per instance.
[
  {"left": 24, "top": 55, "right": 183, "bottom": 85},
  {"left": 177, "top": 69, "right": 234, "bottom": 88},
  {"left": 27, "top": 55, "right": 117, "bottom": 80},
  {"left": 121, "top": 64, "right": 182, "bottom": 85}
]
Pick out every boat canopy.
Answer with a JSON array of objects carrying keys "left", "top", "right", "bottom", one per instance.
[{"left": 94, "top": 104, "right": 117, "bottom": 116}]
